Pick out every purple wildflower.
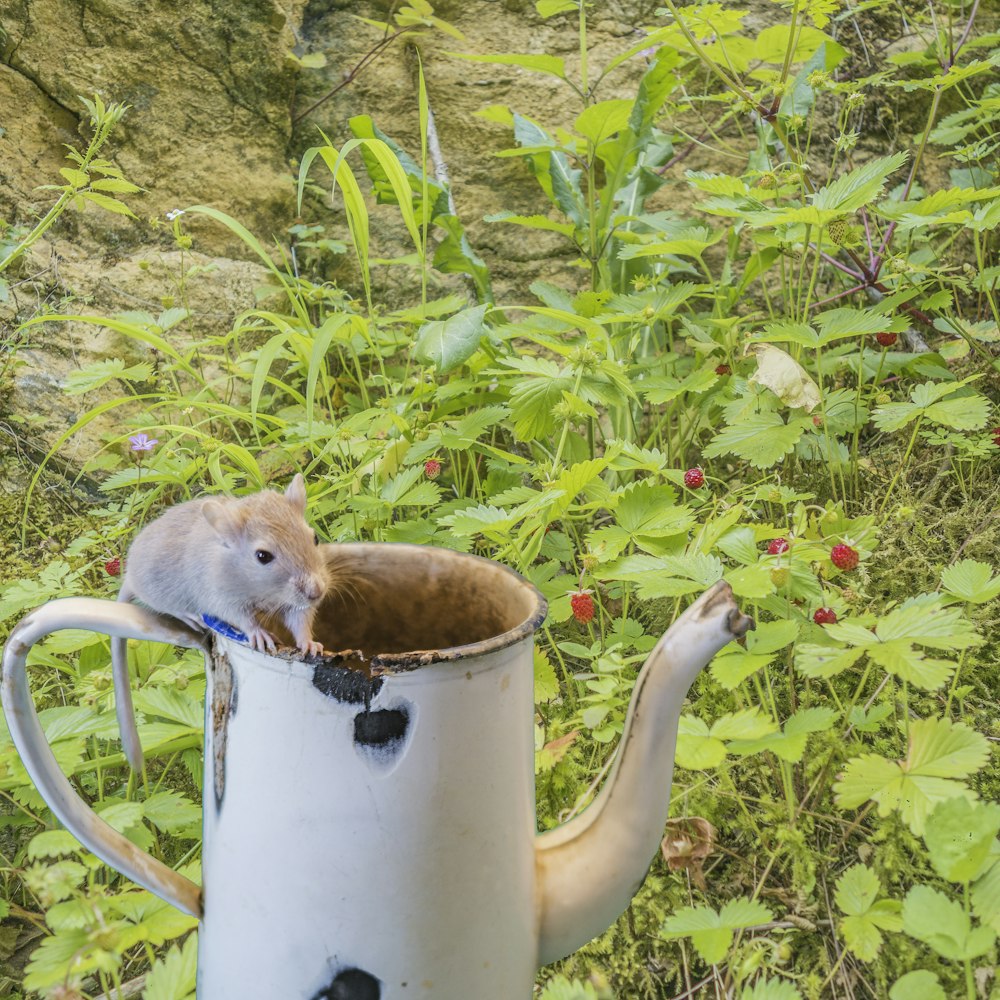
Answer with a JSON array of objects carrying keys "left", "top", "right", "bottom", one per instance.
[{"left": 129, "top": 433, "right": 159, "bottom": 452}]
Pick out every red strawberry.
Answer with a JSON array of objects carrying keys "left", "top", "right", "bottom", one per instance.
[
  {"left": 813, "top": 607, "right": 838, "bottom": 625},
  {"left": 992, "top": 427, "right": 1000, "bottom": 447},
  {"left": 830, "top": 544, "right": 859, "bottom": 571},
  {"left": 424, "top": 459, "right": 441, "bottom": 480},
  {"left": 105, "top": 557, "right": 121, "bottom": 576},
  {"left": 570, "top": 590, "right": 595, "bottom": 624},
  {"left": 683, "top": 467, "right": 705, "bottom": 489},
  {"left": 767, "top": 537, "right": 790, "bottom": 555},
  {"left": 875, "top": 332, "right": 897, "bottom": 347},
  {"left": 714, "top": 363, "right": 731, "bottom": 376}
]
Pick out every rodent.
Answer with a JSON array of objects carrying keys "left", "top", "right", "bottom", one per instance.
[{"left": 112, "top": 474, "right": 330, "bottom": 771}]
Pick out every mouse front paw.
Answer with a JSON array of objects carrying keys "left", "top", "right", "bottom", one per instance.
[
  {"left": 247, "top": 626, "right": 277, "bottom": 654},
  {"left": 298, "top": 638, "right": 325, "bottom": 657}
]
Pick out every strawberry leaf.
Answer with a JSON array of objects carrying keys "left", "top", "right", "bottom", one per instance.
[
  {"left": 835, "top": 863, "right": 903, "bottom": 961},
  {"left": 661, "top": 898, "right": 773, "bottom": 965},
  {"left": 940, "top": 559, "right": 1000, "bottom": 604},
  {"left": 835, "top": 717, "right": 990, "bottom": 834},
  {"left": 922, "top": 797, "right": 1000, "bottom": 883},
  {"left": 889, "top": 971, "right": 945, "bottom": 1000},
  {"left": 703, "top": 412, "right": 809, "bottom": 469},
  {"left": 902, "top": 885, "right": 996, "bottom": 960}
]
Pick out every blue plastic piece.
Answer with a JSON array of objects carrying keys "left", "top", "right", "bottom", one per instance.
[{"left": 201, "top": 614, "right": 248, "bottom": 643}]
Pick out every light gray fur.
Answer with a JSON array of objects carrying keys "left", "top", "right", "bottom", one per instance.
[{"left": 112, "top": 475, "right": 329, "bottom": 771}]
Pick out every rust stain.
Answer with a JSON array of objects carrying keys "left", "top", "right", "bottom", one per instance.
[{"left": 211, "top": 650, "right": 235, "bottom": 812}]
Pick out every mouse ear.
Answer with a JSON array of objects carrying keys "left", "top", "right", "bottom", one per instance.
[
  {"left": 202, "top": 499, "right": 243, "bottom": 543},
  {"left": 285, "top": 473, "right": 307, "bottom": 513}
]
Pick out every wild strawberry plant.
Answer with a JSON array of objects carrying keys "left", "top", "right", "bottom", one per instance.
[{"left": 1, "top": 0, "right": 999, "bottom": 997}]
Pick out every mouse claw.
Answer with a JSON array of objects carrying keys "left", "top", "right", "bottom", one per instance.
[
  {"left": 247, "top": 626, "right": 277, "bottom": 654},
  {"left": 298, "top": 639, "right": 325, "bottom": 658}
]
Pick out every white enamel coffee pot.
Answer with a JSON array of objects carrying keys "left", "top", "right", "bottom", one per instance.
[{"left": 2, "top": 543, "right": 751, "bottom": 999}]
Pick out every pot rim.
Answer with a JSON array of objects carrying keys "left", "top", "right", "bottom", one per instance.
[
  {"left": 324, "top": 542, "right": 549, "bottom": 673},
  {"left": 206, "top": 543, "right": 549, "bottom": 674}
]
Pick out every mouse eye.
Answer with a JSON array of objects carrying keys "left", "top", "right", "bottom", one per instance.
[
  {"left": 313, "top": 531, "right": 319, "bottom": 546},
  {"left": 255, "top": 549, "right": 274, "bottom": 565}
]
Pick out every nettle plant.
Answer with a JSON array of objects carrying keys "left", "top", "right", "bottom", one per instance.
[{"left": 1, "top": 0, "right": 999, "bottom": 997}]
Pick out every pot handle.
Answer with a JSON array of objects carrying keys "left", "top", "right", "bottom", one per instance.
[{"left": 2, "top": 597, "right": 205, "bottom": 918}]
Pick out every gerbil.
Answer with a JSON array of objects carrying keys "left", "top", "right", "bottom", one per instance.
[{"left": 112, "top": 474, "right": 330, "bottom": 771}]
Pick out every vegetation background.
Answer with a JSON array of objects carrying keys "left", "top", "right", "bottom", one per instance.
[{"left": 0, "top": 0, "right": 998, "bottom": 997}]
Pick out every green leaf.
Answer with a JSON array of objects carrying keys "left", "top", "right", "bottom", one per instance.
[
  {"left": 823, "top": 598, "right": 980, "bottom": 690},
  {"left": 923, "top": 797, "right": 1000, "bottom": 883},
  {"left": 794, "top": 643, "right": 864, "bottom": 679},
  {"left": 534, "top": 648, "right": 560, "bottom": 703},
  {"left": 27, "top": 830, "right": 83, "bottom": 860},
  {"left": 889, "top": 971, "right": 945, "bottom": 1000},
  {"left": 413, "top": 304, "right": 489, "bottom": 372},
  {"left": 971, "top": 857, "right": 1000, "bottom": 933},
  {"left": 835, "top": 717, "right": 990, "bottom": 834},
  {"left": 835, "top": 863, "right": 903, "bottom": 961},
  {"left": 676, "top": 708, "right": 779, "bottom": 770},
  {"left": 575, "top": 100, "right": 633, "bottom": 144},
  {"left": 728, "top": 707, "right": 837, "bottom": 763},
  {"left": 64, "top": 359, "right": 154, "bottom": 394},
  {"left": 144, "top": 934, "right": 198, "bottom": 1000},
  {"left": 80, "top": 190, "right": 138, "bottom": 217},
  {"left": 662, "top": 898, "right": 773, "bottom": 965},
  {"left": 740, "top": 979, "right": 804, "bottom": 1000},
  {"left": 676, "top": 715, "right": 726, "bottom": 770},
  {"left": 812, "top": 152, "right": 909, "bottom": 213},
  {"left": 902, "top": 884, "right": 995, "bottom": 960},
  {"left": 703, "top": 412, "right": 808, "bottom": 469},
  {"left": 537, "top": 975, "right": 602, "bottom": 1000},
  {"left": 143, "top": 791, "right": 203, "bottom": 835},
  {"left": 941, "top": 559, "right": 1000, "bottom": 604}
]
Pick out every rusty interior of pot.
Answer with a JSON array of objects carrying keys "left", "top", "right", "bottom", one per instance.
[{"left": 265, "top": 543, "right": 547, "bottom": 669}]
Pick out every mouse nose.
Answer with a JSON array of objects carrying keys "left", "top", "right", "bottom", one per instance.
[{"left": 300, "top": 575, "right": 325, "bottom": 603}]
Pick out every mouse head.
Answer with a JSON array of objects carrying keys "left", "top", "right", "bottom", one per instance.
[{"left": 202, "top": 474, "right": 329, "bottom": 611}]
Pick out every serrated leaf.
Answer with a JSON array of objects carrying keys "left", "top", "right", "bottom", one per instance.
[
  {"left": 794, "top": 643, "right": 864, "bottom": 679},
  {"left": 27, "top": 830, "right": 83, "bottom": 861},
  {"left": 835, "top": 717, "right": 990, "bottom": 833},
  {"left": 703, "top": 412, "right": 807, "bottom": 469},
  {"left": 835, "top": 863, "right": 903, "bottom": 961},
  {"left": 661, "top": 898, "right": 773, "bottom": 964},
  {"left": 728, "top": 707, "right": 836, "bottom": 762},
  {"left": 971, "top": 858, "right": 1000, "bottom": 933},
  {"left": 81, "top": 190, "right": 138, "bottom": 217},
  {"left": 534, "top": 648, "right": 560, "bottom": 703},
  {"left": 812, "top": 152, "right": 909, "bottom": 212},
  {"left": 711, "top": 708, "right": 779, "bottom": 741},
  {"left": 64, "top": 359, "right": 154, "bottom": 394},
  {"left": 143, "top": 934, "right": 198, "bottom": 1000},
  {"left": 941, "top": 559, "right": 1000, "bottom": 604},
  {"left": 902, "top": 884, "right": 995, "bottom": 960},
  {"left": 676, "top": 715, "right": 726, "bottom": 770},
  {"left": 143, "top": 791, "right": 203, "bottom": 834},
  {"left": 923, "top": 797, "right": 1000, "bottom": 883}
]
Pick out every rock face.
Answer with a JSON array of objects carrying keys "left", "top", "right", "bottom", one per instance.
[
  {"left": 0, "top": 0, "right": 305, "bottom": 252},
  {"left": 1, "top": 0, "right": 655, "bottom": 461}
]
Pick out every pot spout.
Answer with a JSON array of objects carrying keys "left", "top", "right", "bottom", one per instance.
[{"left": 534, "top": 581, "right": 753, "bottom": 966}]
